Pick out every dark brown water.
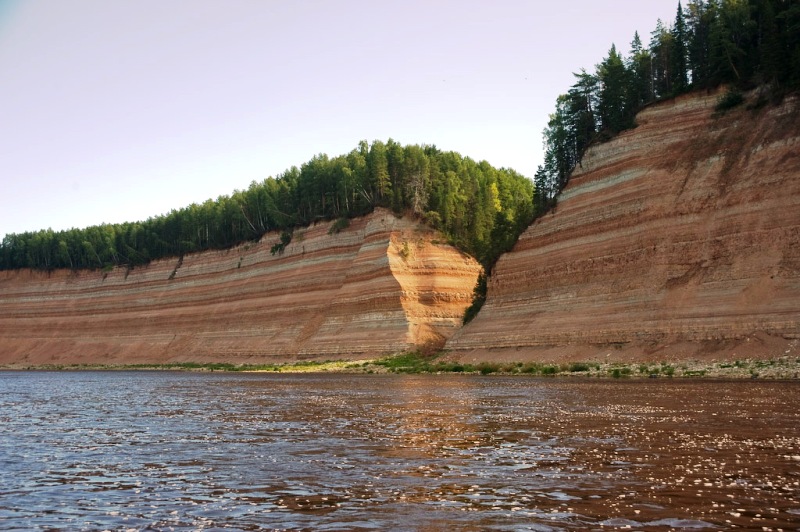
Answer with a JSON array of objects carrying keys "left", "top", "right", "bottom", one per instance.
[{"left": 1, "top": 372, "right": 798, "bottom": 530}]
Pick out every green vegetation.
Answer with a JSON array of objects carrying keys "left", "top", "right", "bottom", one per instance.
[
  {"left": 609, "top": 366, "right": 633, "bottom": 378},
  {"left": 327, "top": 217, "right": 350, "bottom": 235},
  {"left": 0, "top": 141, "right": 534, "bottom": 276},
  {"left": 3, "top": 0, "right": 798, "bottom": 339},
  {"left": 536, "top": 0, "right": 800, "bottom": 208},
  {"left": 363, "top": 354, "right": 800, "bottom": 379},
  {"left": 373, "top": 351, "right": 435, "bottom": 372},
  {"left": 270, "top": 230, "right": 293, "bottom": 256},
  {"left": 461, "top": 272, "right": 487, "bottom": 324},
  {"left": 370, "top": 354, "right": 587, "bottom": 376},
  {"left": 715, "top": 87, "right": 745, "bottom": 111},
  {"left": 8, "top": 354, "right": 799, "bottom": 378},
  {"left": 541, "top": 365, "right": 559, "bottom": 376}
]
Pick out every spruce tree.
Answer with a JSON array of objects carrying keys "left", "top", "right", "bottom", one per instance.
[
  {"left": 650, "top": 19, "right": 674, "bottom": 97},
  {"left": 597, "top": 44, "right": 631, "bottom": 133},
  {"left": 628, "top": 31, "right": 653, "bottom": 108},
  {"left": 567, "top": 69, "right": 599, "bottom": 160},
  {"left": 671, "top": 1, "right": 690, "bottom": 93},
  {"left": 686, "top": 0, "right": 714, "bottom": 88}
]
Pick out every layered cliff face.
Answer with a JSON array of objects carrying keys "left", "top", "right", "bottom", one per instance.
[
  {"left": 0, "top": 209, "right": 480, "bottom": 366},
  {"left": 448, "top": 90, "right": 800, "bottom": 362}
]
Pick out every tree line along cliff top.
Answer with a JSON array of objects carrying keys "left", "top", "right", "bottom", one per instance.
[
  {"left": 535, "top": 0, "right": 800, "bottom": 206},
  {"left": 0, "top": 142, "right": 534, "bottom": 273},
  {"left": 2, "top": 0, "right": 798, "bottom": 275}
]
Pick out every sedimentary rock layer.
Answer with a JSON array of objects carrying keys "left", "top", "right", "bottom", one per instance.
[
  {"left": 448, "top": 90, "right": 800, "bottom": 362},
  {"left": 0, "top": 209, "right": 480, "bottom": 366}
]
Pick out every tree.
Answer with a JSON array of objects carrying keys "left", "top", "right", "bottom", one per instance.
[
  {"left": 753, "top": 0, "right": 783, "bottom": 85},
  {"left": 367, "top": 140, "right": 390, "bottom": 203},
  {"left": 386, "top": 139, "right": 406, "bottom": 212},
  {"left": 651, "top": 18, "right": 674, "bottom": 97},
  {"left": 628, "top": 31, "right": 654, "bottom": 106},
  {"left": 568, "top": 69, "right": 599, "bottom": 159},
  {"left": 779, "top": 2, "right": 800, "bottom": 86},
  {"left": 542, "top": 94, "right": 574, "bottom": 194},
  {"left": 686, "top": 0, "right": 715, "bottom": 88},
  {"left": 597, "top": 44, "right": 632, "bottom": 132},
  {"left": 533, "top": 165, "right": 554, "bottom": 210},
  {"left": 1, "top": 140, "right": 534, "bottom": 277},
  {"left": 671, "top": 1, "right": 690, "bottom": 92},
  {"left": 402, "top": 145, "right": 431, "bottom": 215},
  {"left": 709, "top": 0, "right": 756, "bottom": 83}
]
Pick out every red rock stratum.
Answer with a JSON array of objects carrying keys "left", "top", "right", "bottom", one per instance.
[
  {"left": 0, "top": 209, "right": 480, "bottom": 366},
  {"left": 448, "top": 90, "right": 800, "bottom": 363}
]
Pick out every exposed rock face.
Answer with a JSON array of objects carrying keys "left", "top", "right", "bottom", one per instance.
[
  {"left": 448, "top": 90, "right": 800, "bottom": 362},
  {"left": 0, "top": 209, "right": 480, "bottom": 366}
]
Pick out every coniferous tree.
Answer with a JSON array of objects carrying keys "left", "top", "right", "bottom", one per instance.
[
  {"left": 597, "top": 44, "right": 632, "bottom": 132},
  {"left": 686, "top": 0, "right": 715, "bottom": 87},
  {"left": 781, "top": 2, "right": 800, "bottom": 86},
  {"left": 386, "top": 139, "right": 406, "bottom": 212},
  {"left": 568, "top": 69, "right": 599, "bottom": 160},
  {"left": 534, "top": 0, "right": 799, "bottom": 232},
  {"left": 651, "top": 19, "right": 674, "bottom": 97},
  {"left": 671, "top": 1, "right": 690, "bottom": 92},
  {"left": 709, "top": 0, "right": 756, "bottom": 83},
  {"left": 543, "top": 94, "right": 574, "bottom": 192},
  {"left": 367, "top": 140, "right": 390, "bottom": 204},
  {"left": 628, "top": 31, "right": 654, "bottom": 108},
  {"left": 533, "top": 165, "right": 555, "bottom": 211}
]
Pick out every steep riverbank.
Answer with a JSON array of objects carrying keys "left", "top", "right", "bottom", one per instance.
[
  {"left": 2, "top": 91, "right": 799, "bottom": 368},
  {"left": 448, "top": 90, "right": 800, "bottom": 364},
  {"left": 0, "top": 209, "right": 480, "bottom": 366}
]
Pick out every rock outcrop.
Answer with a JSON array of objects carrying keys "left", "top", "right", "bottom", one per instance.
[
  {"left": 448, "top": 90, "right": 800, "bottom": 362},
  {"left": 0, "top": 209, "right": 480, "bottom": 366}
]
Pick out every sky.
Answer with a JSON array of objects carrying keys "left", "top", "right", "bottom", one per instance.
[{"left": 0, "top": 0, "right": 680, "bottom": 237}]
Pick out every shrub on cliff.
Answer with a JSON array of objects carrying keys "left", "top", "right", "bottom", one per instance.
[
  {"left": 462, "top": 272, "right": 487, "bottom": 325},
  {"left": 715, "top": 88, "right": 744, "bottom": 112},
  {"left": 327, "top": 217, "right": 350, "bottom": 235}
]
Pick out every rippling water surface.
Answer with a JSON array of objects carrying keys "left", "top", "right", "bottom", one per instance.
[{"left": 1, "top": 372, "right": 799, "bottom": 530}]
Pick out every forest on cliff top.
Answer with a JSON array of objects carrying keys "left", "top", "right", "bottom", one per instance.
[
  {"left": 0, "top": 142, "right": 534, "bottom": 272},
  {"left": 1, "top": 0, "right": 797, "bottom": 276},
  {"left": 535, "top": 0, "right": 800, "bottom": 206}
]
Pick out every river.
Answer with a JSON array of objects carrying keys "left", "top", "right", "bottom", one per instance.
[{"left": 1, "top": 372, "right": 799, "bottom": 530}]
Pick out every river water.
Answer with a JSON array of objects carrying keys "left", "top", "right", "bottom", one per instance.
[{"left": 1, "top": 372, "right": 799, "bottom": 531}]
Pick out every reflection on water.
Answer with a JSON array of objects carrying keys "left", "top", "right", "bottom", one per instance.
[{"left": 1, "top": 372, "right": 799, "bottom": 530}]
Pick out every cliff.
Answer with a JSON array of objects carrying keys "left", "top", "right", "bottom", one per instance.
[
  {"left": 0, "top": 209, "right": 480, "bottom": 366},
  {"left": 448, "top": 90, "right": 800, "bottom": 363}
]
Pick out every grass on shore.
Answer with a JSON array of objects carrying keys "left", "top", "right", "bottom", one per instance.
[{"left": 8, "top": 351, "right": 800, "bottom": 379}]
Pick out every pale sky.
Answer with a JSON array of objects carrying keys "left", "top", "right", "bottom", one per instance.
[{"left": 0, "top": 0, "right": 679, "bottom": 237}]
